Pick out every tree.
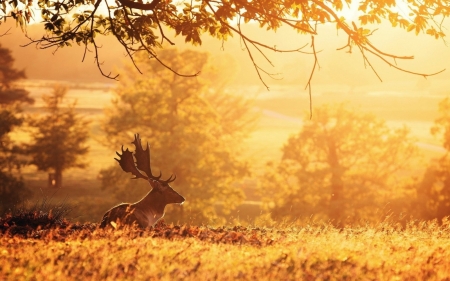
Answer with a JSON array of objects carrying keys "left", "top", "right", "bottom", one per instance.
[
  {"left": 100, "top": 48, "right": 256, "bottom": 224},
  {"left": 27, "top": 86, "right": 90, "bottom": 188},
  {"left": 0, "top": 43, "right": 34, "bottom": 214},
  {"left": 0, "top": 0, "right": 445, "bottom": 89},
  {"left": 0, "top": 106, "right": 30, "bottom": 215},
  {"left": 417, "top": 97, "right": 450, "bottom": 220},
  {"left": 0, "top": 44, "right": 33, "bottom": 106},
  {"left": 260, "top": 103, "right": 418, "bottom": 223}
]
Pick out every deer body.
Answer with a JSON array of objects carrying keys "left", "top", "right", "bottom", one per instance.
[{"left": 100, "top": 134, "right": 185, "bottom": 228}]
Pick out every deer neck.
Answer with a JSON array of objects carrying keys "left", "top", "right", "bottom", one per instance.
[{"left": 133, "top": 189, "right": 166, "bottom": 220}]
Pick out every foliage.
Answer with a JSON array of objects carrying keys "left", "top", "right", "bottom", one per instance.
[
  {"left": 431, "top": 97, "right": 450, "bottom": 152},
  {"left": 2, "top": 220, "right": 450, "bottom": 279},
  {"left": 0, "top": 171, "right": 28, "bottom": 215},
  {"left": 0, "top": 43, "right": 32, "bottom": 169},
  {"left": 0, "top": 0, "right": 445, "bottom": 87},
  {"left": 0, "top": 106, "right": 29, "bottom": 200},
  {"left": 260, "top": 103, "right": 418, "bottom": 223},
  {"left": 101, "top": 48, "right": 256, "bottom": 224},
  {"left": 26, "top": 85, "right": 90, "bottom": 188},
  {"left": 0, "top": 44, "right": 33, "bottom": 215},
  {"left": 418, "top": 97, "right": 450, "bottom": 220},
  {"left": 0, "top": 109, "right": 24, "bottom": 172},
  {"left": 0, "top": 43, "right": 33, "bottom": 106}
]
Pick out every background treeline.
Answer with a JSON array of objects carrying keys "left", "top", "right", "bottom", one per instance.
[{"left": 1, "top": 43, "right": 450, "bottom": 226}]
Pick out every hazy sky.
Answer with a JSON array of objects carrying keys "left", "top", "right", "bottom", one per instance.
[{"left": 1, "top": 19, "right": 449, "bottom": 90}]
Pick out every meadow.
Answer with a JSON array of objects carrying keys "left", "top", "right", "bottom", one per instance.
[
  {"left": 3, "top": 81, "right": 450, "bottom": 280},
  {"left": 1, "top": 216, "right": 450, "bottom": 280}
]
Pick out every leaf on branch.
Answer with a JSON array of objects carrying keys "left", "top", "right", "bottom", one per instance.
[
  {"left": 398, "top": 19, "right": 409, "bottom": 28},
  {"left": 360, "top": 15, "right": 368, "bottom": 25},
  {"left": 15, "top": 13, "right": 25, "bottom": 31},
  {"left": 9, "top": 0, "right": 18, "bottom": 8},
  {"left": 44, "top": 22, "right": 54, "bottom": 31}
]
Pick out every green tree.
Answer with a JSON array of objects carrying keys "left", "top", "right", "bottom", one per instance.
[
  {"left": 417, "top": 97, "right": 450, "bottom": 220},
  {"left": 100, "top": 48, "right": 256, "bottom": 224},
  {"left": 260, "top": 103, "right": 418, "bottom": 224},
  {"left": 0, "top": 43, "right": 34, "bottom": 214},
  {"left": 0, "top": 0, "right": 445, "bottom": 87},
  {"left": 27, "top": 86, "right": 90, "bottom": 188}
]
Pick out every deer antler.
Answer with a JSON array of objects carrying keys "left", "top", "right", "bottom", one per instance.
[
  {"left": 132, "top": 134, "right": 162, "bottom": 180},
  {"left": 161, "top": 174, "right": 176, "bottom": 184},
  {"left": 115, "top": 146, "right": 148, "bottom": 180},
  {"left": 131, "top": 134, "right": 176, "bottom": 183}
]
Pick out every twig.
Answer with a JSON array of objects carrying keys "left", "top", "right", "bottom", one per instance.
[
  {"left": 313, "top": 0, "right": 445, "bottom": 78},
  {"left": 237, "top": 17, "right": 271, "bottom": 90},
  {"left": 304, "top": 35, "right": 319, "bottom": 119},
  {"left": 362, "top": 46, "right": 445, "bottom": 77},
  {"left": 0, "top": 27, "right": 11, "bottom": 37},
  {"left": 357, "top": 45, "right": 383, "bottom": 82},
  {"left": 111, "top": 1, "right": 198, "bottom": 77},
  {"left": 154, "top": 13, "right": 175, "bottom": 46}
]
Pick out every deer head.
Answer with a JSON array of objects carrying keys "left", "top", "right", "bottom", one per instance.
[{"left": 115, "top": 133, "right": 185, "bottom": 204}]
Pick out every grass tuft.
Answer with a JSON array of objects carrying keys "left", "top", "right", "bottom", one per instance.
[{"left": 0, "top": 197, "right": 74, "bottom": 236}]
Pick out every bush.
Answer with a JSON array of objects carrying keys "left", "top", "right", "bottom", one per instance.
[{"left": 0, "top": 171, "right": 29, "bottom": 215}]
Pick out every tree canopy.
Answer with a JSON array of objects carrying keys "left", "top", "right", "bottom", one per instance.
[
  {"left": 0, "top": 44, "right": 33, "bottom": 105},
  {"left": 260, "top": 103, "right": 418, "bottom": 223},
  {"left": 0, "top": 0, "right": 446, "bottom": 88},
  {"left": 417, "top": 97, "right": 450, "bottom": 220},
  {"left": 100, "top": 48, "right": 256, "bottom": 224},
  {"left": 0, "top": 43, "right": 33, "bottom": 214}
]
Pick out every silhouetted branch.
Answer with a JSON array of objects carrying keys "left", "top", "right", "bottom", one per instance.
[
  {"left": 0, "top": 28, "right": 11, "bottom": 37},
  {"left": 118, "top": 0, "right": 161, "bottom": 11},
  {"left": 305, "top": 35, "right": 320, "bottom": 119}
]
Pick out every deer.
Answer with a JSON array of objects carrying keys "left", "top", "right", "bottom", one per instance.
[{"left": 100, "top": 134, "right": 185, "bottom": 229}]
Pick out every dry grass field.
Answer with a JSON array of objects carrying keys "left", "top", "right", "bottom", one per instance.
[{"left": 1, "top": 216, "right": 450, "bottom": 280}]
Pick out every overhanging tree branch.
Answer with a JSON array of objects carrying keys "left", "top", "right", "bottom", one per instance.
[
  {"left": 313, "top": 0, "right": 445, "bottom": 79},
  {"left": 117, "top": 0, "right": 161, "bottom": 11},
  {"left": 1, "top": 0, "right": 447, "bottom": 91}
]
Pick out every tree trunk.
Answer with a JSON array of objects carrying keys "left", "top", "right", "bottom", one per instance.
[
  {"left": 55, "top": 168, "right": 63, "bottom": 188},
  {"left": 327, "top": 138, "right": 344, "bottom": 222}
]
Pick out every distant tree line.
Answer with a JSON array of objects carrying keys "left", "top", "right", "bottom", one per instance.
[
  {"left": 3, "top": 42, "right": 450, "bottom": 225},
  {"left": 260, "top": 102, "right": 450, "bottom": 225}
]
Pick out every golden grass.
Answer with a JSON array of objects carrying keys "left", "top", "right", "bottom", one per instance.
[{"left": 1, "top": 220, "right": 450, "bottom": 280}]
